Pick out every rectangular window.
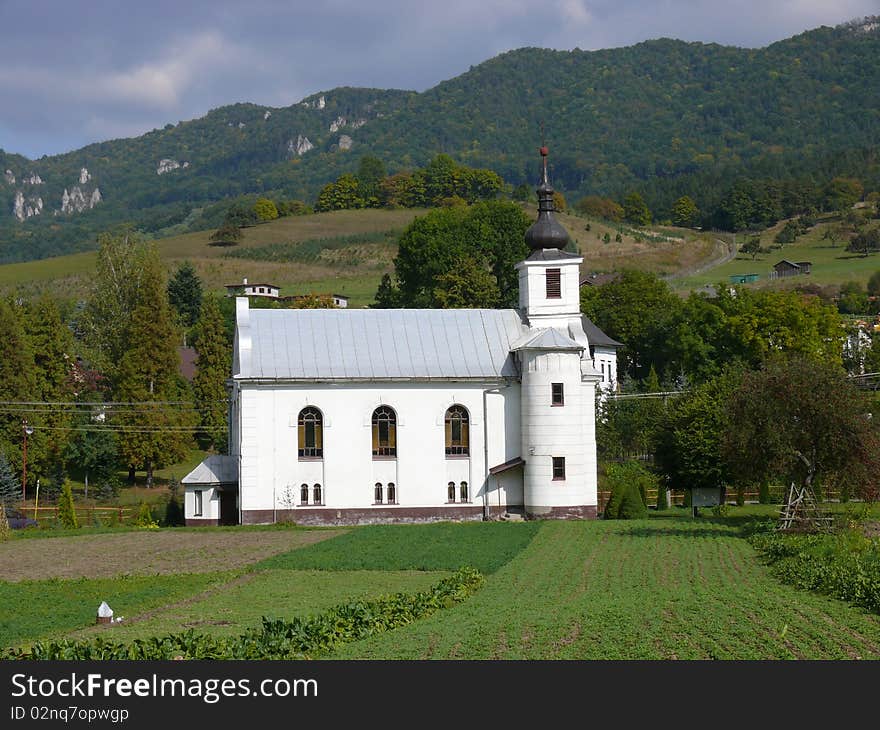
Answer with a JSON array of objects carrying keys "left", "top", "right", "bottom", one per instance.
[
  {"left": 194, "top": 490, "right": 203, "bottom": 516},
  {"left": 546, "top": 268, "right": 561, "bottom": 298},
  {"left": 551, "top": 382, "right": 564, "bottom": 406},
  {"left": 601, "top": 362, "right": 606, "bottom": 381},
  {"left": 552, "top": 457, "right": 566, "bottom": 481}
]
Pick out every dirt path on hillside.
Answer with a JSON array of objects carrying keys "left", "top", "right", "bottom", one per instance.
[
  {"left": 666, "top": 236, "right": 737, "bottom": 282},
  {"left": 0, "top": 529, "right": 343, "bottom": 582}
]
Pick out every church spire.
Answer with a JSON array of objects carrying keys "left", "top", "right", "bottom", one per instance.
[{"left": 525, "top": 144, "right": 571, "bottom": 251}]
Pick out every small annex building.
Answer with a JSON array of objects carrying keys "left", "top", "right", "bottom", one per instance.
[{"left": 184, "top": 149, "right": 621, "bottom": 526}]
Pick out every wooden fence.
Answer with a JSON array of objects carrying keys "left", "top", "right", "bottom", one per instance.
[
  {"left": 598, "top": 486, "right": 847, "bottom": 510},
  {"left": 25, "top": 506, "right": 137, "bottom": 526}
]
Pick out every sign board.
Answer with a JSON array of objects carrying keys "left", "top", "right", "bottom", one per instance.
[{"left": 691, "top": 487, "right": 722, "bottom": 508}]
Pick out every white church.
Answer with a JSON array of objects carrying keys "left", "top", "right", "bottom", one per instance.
[{"left": 183, "top": 148, "right": 621, "bottom": 526}]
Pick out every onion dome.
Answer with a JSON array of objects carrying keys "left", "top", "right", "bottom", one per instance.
[{"left": 524, "top": 145, "right": 570, "bottom": 251}]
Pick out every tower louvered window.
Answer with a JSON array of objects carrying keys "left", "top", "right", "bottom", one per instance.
[{"left": 546, "top": 268, "right": 561, "bottom": 298}]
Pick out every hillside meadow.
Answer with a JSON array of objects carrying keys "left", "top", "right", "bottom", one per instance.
[
  {"left": 675, "top": 215, "right": 880, "bottom": 291},
  {"left": 0, "top": 205, "right": 718, "bottom": 306}
]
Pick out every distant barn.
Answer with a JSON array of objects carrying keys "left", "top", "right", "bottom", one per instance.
[{"left": 771, "top": 260, "right": 812, "bottom": 279}]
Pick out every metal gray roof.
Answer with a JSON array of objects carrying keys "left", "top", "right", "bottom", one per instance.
[
  {"left": 526, "top": 248, "right": 582, "bottom": 261},
  {"left": 236, "top": 306, "right": 529, "bottom": 381},
  {"left": 512, "top": 328, "right": 583, "bottom": 351},
  {"left": 182, "top": 455, "right": 238, "bottom": 485},
  {"left": 581, "top": 315, "right": 623, "bottom": 348}
]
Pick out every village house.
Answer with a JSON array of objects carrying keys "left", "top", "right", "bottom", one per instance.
[
  {"left": 184, "top": 148, "right": 620, "bottom": 526},
  {"left": 225, "top": 277, "right": 280, "bottom": 299}
]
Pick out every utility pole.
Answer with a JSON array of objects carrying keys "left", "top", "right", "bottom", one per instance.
[{"left": 21, "top": 419, "right": 33, "bottom": 503}]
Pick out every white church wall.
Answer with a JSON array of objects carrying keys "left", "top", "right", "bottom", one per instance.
[
  {"left": 593, "top": 346, "right": 618, "bottom": 392},
  {"left": 236, "top": 380, "right": 521, "bottom": 523},
  {"left": 185, "top": 486, "right": 219, "bottom": 523},
  {"left": 521, "top": 350, "right": 593, "bottom": 515}
]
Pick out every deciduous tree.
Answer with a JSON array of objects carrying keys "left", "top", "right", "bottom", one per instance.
[
  {"left": 723, "top": 356, "right": 878, "bottom": 503},
  {"left": 672, "top": 195, "right": 699, "bottom": 227},
  {"left": 623, "top": 192, "right": 651, "bottom": 226}
]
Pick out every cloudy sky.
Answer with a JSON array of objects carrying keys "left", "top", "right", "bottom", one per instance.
[{"left": 0, "top": 0, "right": 876, "bottom": 159}]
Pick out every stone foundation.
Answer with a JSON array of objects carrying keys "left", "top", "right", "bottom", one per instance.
[{"left": 239, "top": 503, "right": 596, "bottom": 526}]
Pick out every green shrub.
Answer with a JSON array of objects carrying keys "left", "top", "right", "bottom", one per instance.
[
  {"left": 4, "top": 568, "right": 485, "bottom": 660},
  {"left": 758, "top": 482, "right": 771, "bottom": 504},
  {"left": 604, "top": 461, "right": 653, "bottom": 519},
  {"left": 134, "top": 502, "right": 158, "bottom": 529},
  {"left": 656, "top": 484, "right": 669, "bottom": 511},
  {"left": 618, "top": 485, "right": 648, "bottom": 519},
  {"left": 735, "top": 486, "right": 745, "bottom": 507},
  {"left": 750, "top": 529, "right": 880, "bottom": 614},
  {"left": 164, "top": 479, "right": 185, "bottom": 527},
  {"left": 57, "top": 482, "right": 78, "bottom": 529}
]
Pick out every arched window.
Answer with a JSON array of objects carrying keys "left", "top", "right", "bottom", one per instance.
[
  {"left": 313, "top": 484, "right": 322, "bottom": 505},
  {"left": 460, "top": 481, "right": 469, "bottom": 502},
  {"left": 387, "top": 482, "right": 396, "bottom": 504},
  {"left": 298, "top": 407, "right": 323, "bottom": 458},
  {"left": 445, "top": 405, "right": 470, "bottom": 456},
  {"left": 372, "top": 406, "right": 397, "bottom": 457},
  {"left": 374, "top": 482, "right": 384, "bottom": 504},
  {"left": 300, "top": 483, "right": 309, "bottom": 505},
  {"left": 448, "top": 481, "right": 456, "bottom": 502}
]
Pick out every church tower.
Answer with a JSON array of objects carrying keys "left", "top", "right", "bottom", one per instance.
[{"left": 515, "top": 146, "right": 599, "bottom": 518}]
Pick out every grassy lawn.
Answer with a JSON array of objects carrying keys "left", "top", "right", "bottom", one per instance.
[
  {"left": 330, "top": 517, "right": 880, "bottom": 659},
  {"left": 256, "top": 521, "right": 540, "bottom": 574},
  {"left": 0, "top": 572, "right": 227, "bottom": 649},
  {"left": 674, "top": 216, "right": 880, "bottom": 290},
  {"left": 6, "top": 514, "right": 880, "bottom": 659},
  {"left": 67, "top": 569, "right": 448, "bottom": 642}
]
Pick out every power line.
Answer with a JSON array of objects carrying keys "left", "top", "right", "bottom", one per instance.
[{"left": 0, "top": 400, "right": 224, "bottom": 406}]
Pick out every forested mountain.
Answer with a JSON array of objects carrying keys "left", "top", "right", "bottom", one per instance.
[{"left": 1, "top": 17, "right": 878, "bottom": 263}]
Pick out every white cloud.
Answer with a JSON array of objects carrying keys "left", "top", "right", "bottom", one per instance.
[{"left": 557, "top": 0, "right": 592, "bottom": 26}]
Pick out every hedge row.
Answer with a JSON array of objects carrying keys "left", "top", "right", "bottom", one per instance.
[
  {"left": 750, "top": 530, "right": 880, "bottom": 614},
  {"left": 3, "top": 567, "right": 485, "bottom": 660}
]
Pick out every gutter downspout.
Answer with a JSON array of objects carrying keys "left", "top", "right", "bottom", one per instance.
[
  {"left": 483, "top": 380, "right": 514, "bottom": 521},
  {"left": 482, "top": 387, "right": 490, "bottom": 521}
]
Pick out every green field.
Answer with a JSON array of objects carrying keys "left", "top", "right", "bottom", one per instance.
[
  {"left": 66, "top": 569, "right": 447, "bottom": 643},
  {"left": 255, "top": 521, "right": 539, "bottom": 574},
  {"left": 0, "top": 573, "right": 227, "bottom": 649},
  {"left": 675, "top": 216, "right": 880, "bottom": 290},
  {"left": 328, "top": 516, "right": 880, "bottom": 659},
  {"left": 5, "top": 513, "right": 880, "bottom": 659}
]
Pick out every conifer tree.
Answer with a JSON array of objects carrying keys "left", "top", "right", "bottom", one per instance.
[
  {"left": 57, "top": 480, "right": 78, "bottom": 529},
  {"left": 23, "top": 295, "right": 76, "bottom": 482},
  {"left": 167, "top": 261, "right": 203, "bottom": 329},
  {"left": 164, "top": 477, "right": 185, "bottom": 526},
  {"left": 0, "top": 299, "right": 36, "bottom": 477},
  {"left": 0, "top": 452, "right": 21, "bottom": 508},
  {"left": 115, "top": 254, "right": 191, "bottom": 486},
  {"left": 192, "top": 294, "right": 230, "bottom": 451}
]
